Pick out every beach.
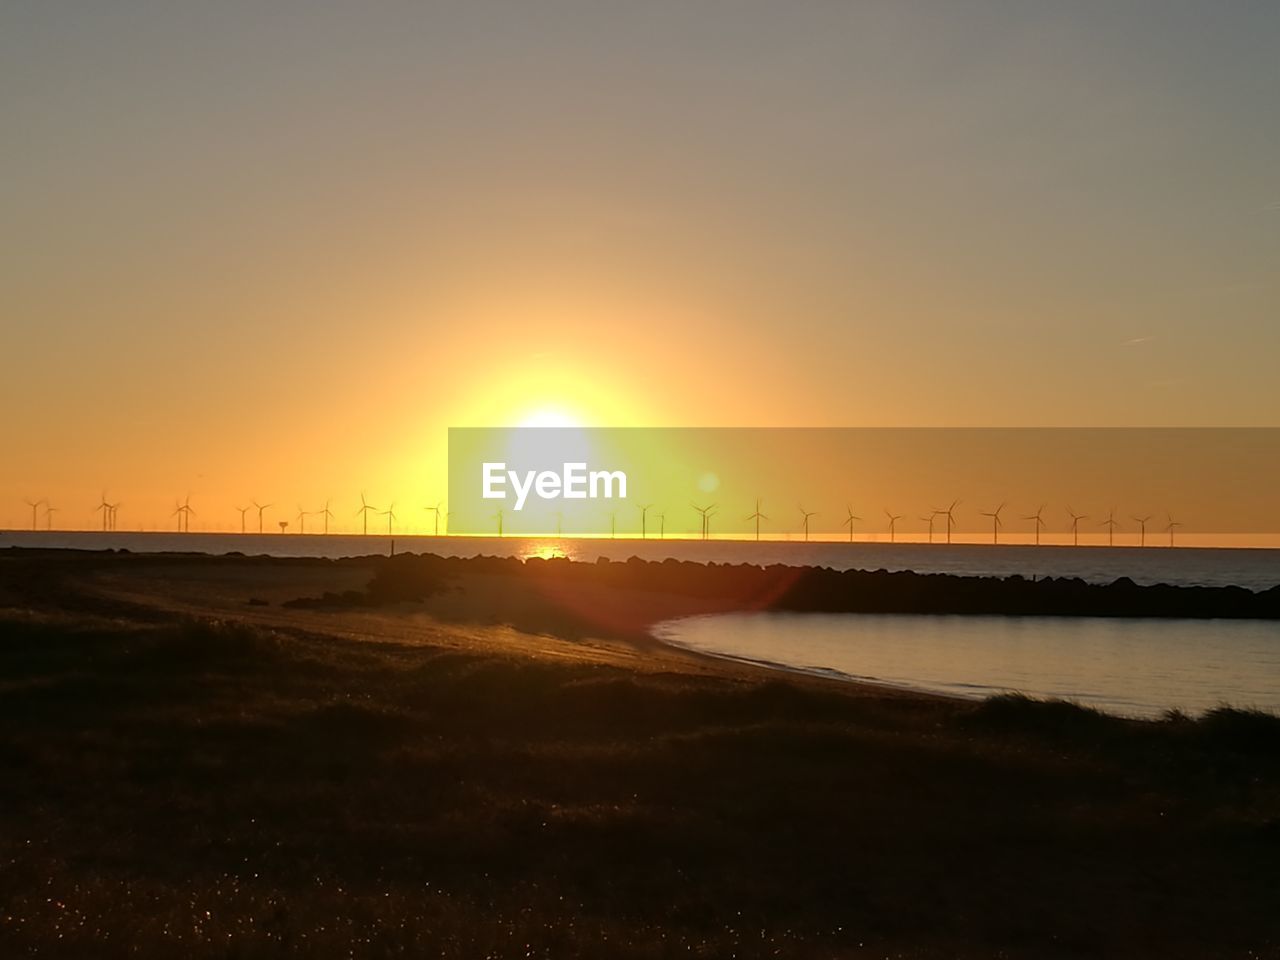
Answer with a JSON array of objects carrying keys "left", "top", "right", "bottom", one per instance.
[{"left": 2, "top": 548, "right": 1278, "bottom": 958}]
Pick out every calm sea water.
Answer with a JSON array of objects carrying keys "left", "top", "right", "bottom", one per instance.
[
  {"left": 654, "top": 612, "right": 1280, "bottom": 719},
  {"left": 3, "top": 530, "right": 1280, "bottom": 590}
]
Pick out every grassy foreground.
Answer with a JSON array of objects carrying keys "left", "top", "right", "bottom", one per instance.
[{"left": 1, "top": 552, "right": 1279, "bottom": 958}]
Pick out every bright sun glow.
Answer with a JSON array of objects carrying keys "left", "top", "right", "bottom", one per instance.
[{"left": 518, "top": 408, "right": 584, "bottom": 428}]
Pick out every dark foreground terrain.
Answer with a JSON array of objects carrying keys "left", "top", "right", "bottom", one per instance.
[{"left": 1, "top": 549, "right": 1279, "bottom": 958}]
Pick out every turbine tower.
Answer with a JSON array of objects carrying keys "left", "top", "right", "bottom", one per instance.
[
  {"left": 236, "top": 506, "right": 250, "bottom": 534},
  {"left": 1132, "top": 514, "right": 1152, "bottom": 548},
  {"left": 1067, "top": 507, "right": 1088, "bottom": 547},
  {"left": 107, "top": 502, "right": 120, "bottom": 531},
  {"left": 1023, "top": 504, "right": 1046, "bottom": 546},
  {"left": 493, "top": 507, "right": 504, "bottom": 537},
  {"left": 1099, "top": 507, "right": 1120, "bottom": 547},
  {"left": 979, "top": 502, "right": 1005, "bottom": 545},
  {"left": 844, "top": 506, "right": 862, "bottom": 543},
  {"left": 44, "top": 503, "right": 57, "bottom": 530},
  {"left": 746, "top": 499, "right": 768, "bottom": 542},
  {"left": 319, "top": 500, "right": 334, "bottom": 535},
  {"left": 884, "top": 509, "right": 902, "bottom": 543},
  {"left": 295, "top": 506, "right": 312, "bottom": 535},
  {"left": 798, "top": 506, "right": 818, "bottom": 542},
  {"left": 692, "top": 503, "right": 716, "bottom": 541},
  {"left": 424, "top": 502, "right": 442, "bottom": 537},
  {"left": 920, "top": 511, "right": 936, "bottom": 544},
  {"left": 380, "top": 503, "right": 397, "bottom": 536},
  {"left": 638, "top": 503, "right": 653, "bottom": 539},
  {"left": 95, "top": 493, "right": 111, "bottom": 532},
  {"left": 936, "top": 500, "right": 960, "bottom": 545},
  {"left": 356, "top": 493, "right": 377, "bottom": 536},
  {"left": 23, "top": 498, "right": 44, "bottom": 531},
  {"left": 252, "top": 500, "right": 273, "bottom": 534},
  {"left": 1166, "top": 512, "right": 1183, "bottom": 547}
]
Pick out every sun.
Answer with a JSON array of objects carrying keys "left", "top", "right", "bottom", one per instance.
[{"left": 517, "top": 408, "right": 584, "bottom": 428}]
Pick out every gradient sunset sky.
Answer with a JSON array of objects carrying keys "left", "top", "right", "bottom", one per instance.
[{"left": 2, "top": 2, "right": 1277, "bottom": 532}]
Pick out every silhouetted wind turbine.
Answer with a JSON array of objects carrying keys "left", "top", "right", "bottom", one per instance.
[
  {"left": 979, "top": 503, "right": 1005, "bottom": 545},
  {"left": 1100, "top": 507, "right": 1120, "bottom": 547},
  {"left": 656, "top": 511, "right": 666, "bottom": 540},
  {"left": 884, "top": 509, "right": 902, "bottom": 543},
  {"left": 844, "top": 506, "right": 862, "bottom": 543},
  {"left": 493, "top": 507, "right": 504, "bottom": 537},
  {"left": 319, "top": 500, "right": 334, "bottom": 535},
  {"left": 172, "top": 495, "right": 194, "bottom": 533},
  {"left": 107, "top": 502, "right": 120, "bottom": 531},
  {"left": 1132, "top": 514, "right": 1152, "bottom": 548},
  {"left": 1166, "top": 513, "right": 1183, "bottom": 547},
  {"left": 44, "top": 503, "right": 57, "bottom": 530},
  {"left": 424, "top": 502, "right": 442, "bottom": 536},
  {"left": 747, "top": 499, "right": 768, "bottom": 541},
  {"left": 798, "top": 506, "right": 817, "bottom": 542},
  {"left": 380, "top": 503, "right": 397, "bottom": 536},
  {"left": 356, "top": 493, "right": 377, "bottom": 535},
  {"left": 692, "top": 503, "right": 716, "bottom": 541},
  {"left": 639, "top": 503, "right": 653, "bottom": 539},
  {"left": 94, "top": 493, "right": 111, "bottom": 532},
  {"left": 23, "top": 498, "right": 44, "bottom": 532},
  {"left": 936, "top": 500, "right": 960, "bottom": 544},
  {"left": 1067, "top": 507, "right": 1087, "bottom": 547},
  {"left": 236, "top": 506, "right": 250, "bottom": 534},
  {"left": 1023, "top": 504, "right": 1046, "bottom": 546},
  {"left": 252, "top": 500, "right": 272, "bottom": 534},
  {"left": 920, "top": 511, "right": 936, "bottom": 544},
  {"left": 295, "top": 506, "right": 312, "bottom": 534}
]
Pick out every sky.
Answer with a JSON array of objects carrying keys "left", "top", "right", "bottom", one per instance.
[{"left": 2, "top": 1, "right": 1278, "bottom": 532}]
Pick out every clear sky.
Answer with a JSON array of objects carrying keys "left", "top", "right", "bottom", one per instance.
[{"left": 2, "top": 1, "right": 1278, "bottom": 531}]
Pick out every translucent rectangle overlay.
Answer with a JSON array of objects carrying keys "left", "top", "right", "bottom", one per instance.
[{"left": 447, "top": 428, "right": 1280, "bottom": 542}]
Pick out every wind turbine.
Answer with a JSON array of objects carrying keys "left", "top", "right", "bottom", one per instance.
[
  {"left": 979, "top": 503, "right": 1005, "bottom": 545},
  {"left": 1023, "top": 504, "right": 1046, "bottom": 546},
  {"left": 746, "top": 499, "right": 768, "bottom": 542},
  {"left": 424, "top": 502, "right": 442, "bottom": 537},
  {"left": 1132, "top": 514, "right": 1152, "bottom": 548},
  {"left": 107, "top": 502, "right": 120, "bottom": 531},
  {"left": 798, "top": 506, "right": 817, "bottom": 542},
  {"left": 295, "top": 506, "right": 312, "bottom": 534},
  {"left": 493, "top": 507, "right": 504, "bottom": 537},
  {"left": 319, "top": 500, "right": 334, "bottom": 535},
  {"left": 235, "top": 506, "right": 250, "bottom": 534},
  {"left": 884, "top": 510, "right": 903, "bottom": 543},
  {"left": 380, "top": 503, "right": 397, "bottom": 536},
  {"left": 844, "top": 506, "right": 862, "bottom": 543},
  {"left": 553, "top": 510, "right": 563, "bottom": 538},
  {"left": 1166, "top": 513, "right": 1183, "bottom": 547},
  {"left": 656, "top": 511, "right": 666, "bottom": 539},
  {"left": 1066, "top": 507, "right": 1087, "bottom": 546},
  {"left": 172, "top": 495, "right": 194, "bottom": 533},
  {"left": 920, "top": 511, "right": 936, "bottom": 544},
  {"left": 1099, "top": 507, "right": 1120, "bottom": 547},
  {"left": 638, "top": 503, "right": 653, "bottom": 539},
  {"left": 94, "top": 493, "right": 111, "bottom": 531},
  {"left": 252, "top": 500, "right": 273, "bottom": 534},
  {"left": 23, "top": 498, "right": 44, "bottom": 531},
  {"left": 44, "top": 503, "right": 57, "bottom": 530},
  {"left": 692, "top": 503, "right": 716, "bottom": 541},
  {"left": 935, "top": 500, "right": 960, "bottom": 545},
  {"left": 355, "top": 493, "right": 378, "bottom": 535}
]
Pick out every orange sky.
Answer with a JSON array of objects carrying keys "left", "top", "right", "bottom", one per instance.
[{"left": 2, "top": 3, "right": 1278, "bottom": 533}]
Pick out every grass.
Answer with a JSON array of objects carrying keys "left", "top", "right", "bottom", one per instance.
[{"left": 1, "top": 572, "right": 1279, "bottom": 956}]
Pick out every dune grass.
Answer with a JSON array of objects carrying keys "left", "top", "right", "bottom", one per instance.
[{"left": 1, "top": 597, "right": 1279, "bottom": 957}]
